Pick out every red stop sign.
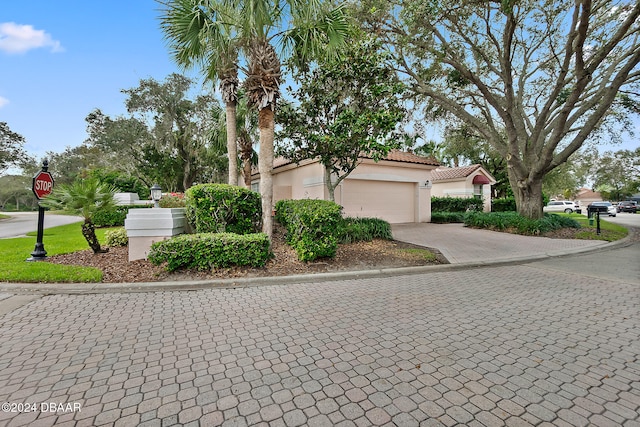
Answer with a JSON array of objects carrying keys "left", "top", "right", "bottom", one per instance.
[{"left": 32, "top": 171, "right": 55, "bottom": 200}]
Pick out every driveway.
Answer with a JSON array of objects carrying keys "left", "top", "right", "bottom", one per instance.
[
  {"left": 0, "top": 240, "right": 638, "bottom": 426},
  {"left": 392, "top": 223, "right": 607, "bottom": 264}
]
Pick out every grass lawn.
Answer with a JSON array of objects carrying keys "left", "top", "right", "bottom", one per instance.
[
  {"left": 560, "top": 213, "right": 628, "bottom": 241},
  {"left": 0, "top": 223, "right": 108, "bottom": 283}
]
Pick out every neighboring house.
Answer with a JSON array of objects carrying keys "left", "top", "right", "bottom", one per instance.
[
  {"left": 574, "top": 188, "right": 603, "bottom": 208},
  {"left": 250, "top": 150, "right": 440, "bottom": 223},
  {"left": 430, "top": 165, "right": 496, "bottom": 212}
]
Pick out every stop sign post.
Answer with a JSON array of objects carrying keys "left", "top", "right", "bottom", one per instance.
[
  {"left": 32, "top": 170, "right": 54, "bottom": 200},
  {"left": 27, "top": 160, "right": 55, "bottom": 262}
]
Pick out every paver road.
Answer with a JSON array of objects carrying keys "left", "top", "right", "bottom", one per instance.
[{"left": 0, "top": 256, "right": 638, "bottom": 426}]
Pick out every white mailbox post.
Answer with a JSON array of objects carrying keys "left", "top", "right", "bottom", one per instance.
[{"left": 124, "top": 208, "right": 186, "bottom": 261}]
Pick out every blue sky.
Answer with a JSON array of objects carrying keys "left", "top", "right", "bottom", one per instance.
[
  {"left": 0, "top": 1, "right": 637, "bottom": 167},
  {"left": 0, "top": 0, "right": 199, "bottom": 161}
]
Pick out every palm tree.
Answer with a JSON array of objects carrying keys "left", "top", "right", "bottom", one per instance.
[
  {"left": 159, "top": 0, "right": 240, "bottom": 186},
  {"left": 212, "top": 90, "right": 258, "bottom": 187},
  {"left": 159, "top": 0, "right": 349, "bottom": 238},
  {"left": 41, "top": 179, "right": 117, "bottom": 254}
]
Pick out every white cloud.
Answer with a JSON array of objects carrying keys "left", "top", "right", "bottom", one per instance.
[
  {"left": 0, "top": 96, "right": 8, "bottom": 108},
  {"left": 0, "top": 22, "right": 63, "bottom": 54}
]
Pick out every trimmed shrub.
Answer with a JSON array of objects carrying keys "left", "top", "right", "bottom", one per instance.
[
  {"left": 148, "top": 232, "right": 271, "bottom": 271},
  {"left": 491, "top": 197, "right": 516, "bottom": 212},
  {"left": 275, "top": 199, "right": 343, "bottom": 261},
  {"left": 431, "top": 212, "right": 466, "bottom": 223},
  {"left": 104, "top": 227, "right": 128, "bottom": 247},
  {"left": 464, "top": 211, "right": 580, "bottom": 235},
  {"left": 338, "top": 217, "right": 393, "bottom": 243},
  {"left": 93, "top": 205, "right": 151, "bottom": 227},
  {"left": 431, "top": 196, "right": 482, "bottom": 213},
  {"left": 185, "top": 184, "right": 261, "bottom": 234}
]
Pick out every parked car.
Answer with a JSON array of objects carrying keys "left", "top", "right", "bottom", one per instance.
[
  {"left": 543, "top": 200, "right": 579, "bottom": 213},
  {"left": 616, "top": 201, "right": 638, "bottom": 213},
  {"left": 587, "top": 201, "right": 617, "bottom": 217}
]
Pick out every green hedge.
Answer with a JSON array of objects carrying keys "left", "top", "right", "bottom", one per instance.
[
  {"left": 275, "top": 199, "right": 343, "bottom": 261},
  {"left": 431, "top": 196, "right": 482, "bottom": 213},
  {"left": 338, "top": 217, "right": 393, "bottom": 243},
  {"left": 185, "top": 184, "right": 261, "bottom": 234},
  {"left": 490, "top": 197, "right": 517, "bottom": 212},
  {"left": 148, "top": 232, "right": 270, "bottom": 271},
  {"left": 93, "top": 205, "right": 151, "bottom": 227},
  {"left": 464, "top": 211, "right": 580, "bottom": 235}
]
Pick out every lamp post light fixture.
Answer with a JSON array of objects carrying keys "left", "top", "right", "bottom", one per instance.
[{"left": 150, "top": 184, "right": 162, "bottom": 208}]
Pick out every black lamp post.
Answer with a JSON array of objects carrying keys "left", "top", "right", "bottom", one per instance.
[{"left": 150, "top": 184, "right": 162, "bottom": 208}]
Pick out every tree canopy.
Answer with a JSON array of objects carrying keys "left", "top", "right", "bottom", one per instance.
[
  {"left": 355, "top": 0, "right": 640, "bottom": 218},
  {"left": 86, "top": 74, "right": 226, "bottom": 192},
  {"left": 0, "top": 122, "right": 32, "bottom": 176},
  {"left": 277, "top": 35, "right": 406, "bottom": 201}
]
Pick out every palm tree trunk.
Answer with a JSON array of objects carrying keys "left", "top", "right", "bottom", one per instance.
[
  {"left": 226, "top": 102, "right": 238, "bottom": 186},
  {"left": 258, "top": 108, "right": 275, "bottom": 239},
  {"left": 82, "top": 219, "right": 106, "bottom": 254}
]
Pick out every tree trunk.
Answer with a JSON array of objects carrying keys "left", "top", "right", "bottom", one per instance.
[
  {"left": 258, "top": 108, "right": 275, "bottom": 239},
  {"left": 510, "top": 171, "right": 544, "bottom": 219},
  {"left": 324, "top": 167, "right": 336, "bottom": 202},
  {"left": 226, "top": 102, "right": 238, "bottom": 186},
  {"left": 82, "top": 220, "right": 106, "bottom": 254},
  {"left": 243, "top": 156, "right": 252, "bottom": 188}
]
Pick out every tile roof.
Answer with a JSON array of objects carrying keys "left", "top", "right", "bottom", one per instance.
[
  {"left": 268, "top": 150, "right": 439, "bottom": 171},
  {"left": 431, "top": 164, "right": 482, "bottom": 181}
]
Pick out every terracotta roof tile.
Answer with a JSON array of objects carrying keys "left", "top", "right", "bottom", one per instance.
[
  {"left": 365, "top": 149, "right": 440, "bottom": 166},
  {"left": 266, "top": 150, "right": 439, "bottom": 172},
  {"left": 431, "top": 164, "right": 482, "bottom": 181}
]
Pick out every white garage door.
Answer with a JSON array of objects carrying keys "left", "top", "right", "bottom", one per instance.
[{"left": 341, "top": 179, "right": 415, "bottom": 223}]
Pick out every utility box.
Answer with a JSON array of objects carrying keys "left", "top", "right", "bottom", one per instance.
[{"left": 125, "top": 208, "right": 186, "bottom": 261}]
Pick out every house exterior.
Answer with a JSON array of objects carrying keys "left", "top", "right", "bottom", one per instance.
[
  {"left": 430, "top": 165, "right": 496, "bottom": 212},
  {"left": 574, "top": 188, "right": 603, "bottom": 208},
  {"left": 250, "top": 150, "right": 440, "bottom": 223}
]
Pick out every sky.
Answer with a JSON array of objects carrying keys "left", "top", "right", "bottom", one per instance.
[
  {"left": 0, "top": 0, "right": 201, "bottom": 162},
  {"left": 0, "top": 1, "right": 638, "bottom": 168}
]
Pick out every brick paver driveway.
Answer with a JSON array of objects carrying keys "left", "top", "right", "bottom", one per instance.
[{"left": 0, "top": 263, "right": 638, "bottom": 426}]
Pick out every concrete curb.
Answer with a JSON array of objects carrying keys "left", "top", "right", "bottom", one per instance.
[{"left": 0, "top": 232, "right": 632, "bottom": 295}]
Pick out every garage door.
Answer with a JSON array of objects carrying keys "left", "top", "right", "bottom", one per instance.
[{"left": 341, "top": 179, "right": 415, "bottom": 223}]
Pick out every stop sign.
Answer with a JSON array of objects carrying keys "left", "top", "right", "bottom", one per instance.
[{"left": 32, "top": 171, "right": 55, "bottom": 200}]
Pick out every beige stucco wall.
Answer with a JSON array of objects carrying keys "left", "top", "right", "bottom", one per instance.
[
  {"left": 432, "top": 172, "right": 493, "bottom": 212},
  {"left": 258, "top": 159, "right": 435, "bottom": 223}
]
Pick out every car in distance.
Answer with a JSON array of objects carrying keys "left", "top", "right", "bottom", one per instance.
[
  {"left": 616, "top": 201, "right": 638, "bottom": 213},
  {"left": 543, "top": 200, "right": 579, "bottom": 213},
  {"left": 587, "top": 201, "right": 617, "bottom": 217}
]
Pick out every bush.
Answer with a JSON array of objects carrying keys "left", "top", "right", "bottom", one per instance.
[
  {"left": 491, "top": 197, "right": 517, "bottom": 212},
  {"left": 148, "top": 232, "right": 271, "bottom": 271},
  {"left": 275, "top": 199, "right": 343, "bottom": 261},
  {"left": 431, "top": 196, "right": 482, "bottom": 213},
  {"left": 93, "top": 205, "right": 151, "bottom": 227},
  {"left": 185, "top": 184, "right": 261, "bottom": 234},
  {"left": 464, "top": 211, "right": 580, "bottom": 235},
  {"left": 431, "top": 212, "right": 466, "bottom": 223},
  {"left": 159, "top": 193, "right": 186, "bottom": 208},
  {"left": 104, "top": 227, "right": 128, "bottom": 247},
  {"left": 338, "top": 217, "right": 393, "bottom": 243}
]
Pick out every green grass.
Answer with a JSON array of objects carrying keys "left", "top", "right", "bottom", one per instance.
[
  {"left": 0, "top": 223, "right": 107, "bottom": 283},
  {"left": 0, "top": 214, "right": 10, "bottom": 220},
  {"left": 399, "top": 248, "right": 438, "bottom": 262},
  {"left": 566, "top": 214, "right": 628, "bottom": 241}
]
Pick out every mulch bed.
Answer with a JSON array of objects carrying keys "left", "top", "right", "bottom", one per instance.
[{"left": 47, "top": 225, "right": 446, "bottom": 283}]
